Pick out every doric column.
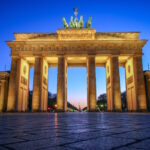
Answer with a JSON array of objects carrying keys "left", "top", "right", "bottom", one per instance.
[
  {"left": 64, "top": 59, "right": 67, "bottom": 111},
  {"left": 0, "top": 81, "right": 7, "bottom": 112},
  {"left": 32, "top": 57, "right": 48, "bottom": 112},
  {"left": 7, "top": 58, "right": 19, "bottom": 111},
  {"left": 0, "top": 81, "right": 5, "bottom": 112},
  {"left": 144, "top": 71, "right": 150, "bottom": 111},
  {"left": 87, "top": 55, "right": 96, "bottom": 111},
  {"left": 40, "top": 59, "right": 48, "bottom": 111},
  {"left": 57, "top": 56, "right": 67, "bottom": 112},
  {"left": 0, "top": 72, "right": 9, "bottom": 112},
  {"left": 106, "top": 56, "right": 122, "bottom": 111},
  {"left": 125, "top": 57, "right": 147, "bottom": 111}
]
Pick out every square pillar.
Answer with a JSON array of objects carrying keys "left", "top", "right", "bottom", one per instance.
[
  {"left": 17, "top": 59, "right": 29, "bottom": 112},
  {"left": 0, "top": 81, "right": 5, "bottom": 112},
  {"left": 64, "top": 59, "right": 68, "bottom": 111},
  {"left": 40, "top": 59, "right": 48, "bottom": 111},
  {"left": 0, "top": 77, "right": 9, "bottom": 112},
  {"left": 144, "top": 71, "right": 150, "bottom": 111},
  {"left": 125, "top": 57, "right": 147, "bottom": 111},
  {"left": 87, "top": 56, "right": 96, "bottom": 111},
  {"left": 7, "top": 58, "right": 19, "bottom": 111},
  {"left": 7, "top": 58, "right": 29, "bottom": 112},
  {"left": 106, "top": 56, "right": 122, "bottom": 111},
  {"left": 57, "top": 56, "right": 67, "bottom": 112},
  {"left": 32, "top": 57, "right": 48, "bottom": 112}
]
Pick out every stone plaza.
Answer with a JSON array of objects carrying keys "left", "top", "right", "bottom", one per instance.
[{"left": 0, "top": 112, "right": 150, "bottom": 150}]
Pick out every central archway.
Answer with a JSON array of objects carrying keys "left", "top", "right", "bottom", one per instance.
[{"left": 67, "top": 67, "right": 87, "bottom": 111}]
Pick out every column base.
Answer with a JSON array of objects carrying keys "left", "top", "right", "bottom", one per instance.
[
  {"left": 7, "top": 109, "right": 16, "bottom": 112},
  {"left": 56, "top": 109, "right": 66, "bottom": 112},
  {"left": 138, "top": 109, "right": 148, "bottom": 112},
  {"left": 114, "top": 109, "right": 122, "bottom": 112},
  {"left": 107, "top": 110, "right": 113, "bottom": 112},
  {"left": 88, "top": 109, "right": 98, "bottom": 112},
  {"left": 107, "top": 110, "right": 122, "bottom": 112},
  {"left": 32, "top": 109, "right": 40, "bottom": 112}
]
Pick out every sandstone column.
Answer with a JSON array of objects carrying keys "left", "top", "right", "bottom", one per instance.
[
  {"left": 64, "top": 59, "right": 67, "bottom": 111},
  {"left": 144, "top": 71, "right": 150, "bottom": 111},
  {"left": 57, "top": 56, "right": 67, "bottom": 112},
  {"left": 7, "top": 58, "right": 19, "bottom": 111},
  {"left": 40, "top": 59, "right": 48, "bottom": 112},
  {"left": 32, "top": 57, "right": 48, "bottom": 112},
  {"left": 125, "top": 57, "right": 147, "bottom": 111},
  {"left": 0, "top": 79, "right": 9, "bottom": 112},
  {"left": 0, "top": 81, "right": 5, "bottom": 112},
  {"left": 106, "top": 56, "right": 122, "bottom": 111},
  {"left": 87, "top": 56, "right": 96, "bottom": 111},
  {"left": 0, "top": 72, "right": 9, "bottom": 112}
]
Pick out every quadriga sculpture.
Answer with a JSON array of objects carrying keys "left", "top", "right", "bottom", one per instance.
[
  {"left": 78, "top": 16, "right": 83, "bottom": 28},
  {"left": 74, "top": 17, "right": 78, "bottom": 28},
  {"left": 62, "top": 17, "right": 69, "bottom": 29},
  {"left": 85, "top": 16, "right": 92, "bottom": 28},
  {"left": 70, "top": 16, "right": 74, "bottom": 28}
]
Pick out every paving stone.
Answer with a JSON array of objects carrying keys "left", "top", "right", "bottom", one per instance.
[
  {"left": 6, "top": 137, "right": 77, "bottom": 150},
  {"left": 128, "top": 139, "right": 150, "bottom": 150},
  {"left": 0, "top": 112, "right": 150, "bottom": 150},
  {"left": 65, "top": 137, "right": 135, "bottom": 150},
  {"left": 0, "top": 146, "right": 10, "bottom": 150},
  {"left": 111, "top": 131, "right": 150, "bottom": 140},
  {"left": 0, "top": 137, "right": 24, "bottom": 145}
]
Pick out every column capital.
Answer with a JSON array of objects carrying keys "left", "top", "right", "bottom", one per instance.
[
  {"left": 57, "top": 55, "right": 65, "bottom": 58},
  {"left": 11, "top": 56, "right": 20, "bottom": 59},
  {"left": 109, "top": 55, "right": 119, "bottom": 58},
  {"left": 88, "top": 54, "right": 96, "bottom": 58},
  {"left": 34, "top": 55, "right": 43, "bottom": 58}
]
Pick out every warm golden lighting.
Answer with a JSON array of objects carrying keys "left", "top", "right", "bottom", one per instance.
[
  {"left": 119, "top": 56, "right": 129, "bottom": 65},
  {"left": 25, "top": 57, "right": 35, "bottom": 64},
  {"left": 95, "top": 56, "right": 108, "bottom": 66},
  {"left": 67, "top": 56, "right": 87, "bottom": 66}
]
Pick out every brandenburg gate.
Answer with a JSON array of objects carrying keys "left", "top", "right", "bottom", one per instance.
[{"left": 0, "top": 11, "right": 149, "bottom": 112}]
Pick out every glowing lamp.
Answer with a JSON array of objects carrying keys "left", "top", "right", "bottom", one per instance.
[{"left": 48, "top": 106, "right": 50, "bottom": 111}]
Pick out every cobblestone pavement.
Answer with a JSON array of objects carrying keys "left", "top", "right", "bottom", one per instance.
[{"left": 0, "top": 113, "right": 150, "bottom": 150}]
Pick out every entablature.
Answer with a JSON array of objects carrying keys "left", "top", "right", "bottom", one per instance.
[
  {"left": 7, "top": 29, "right": 147, "bottom": 57},
  {"left": 8, "top": 40, "right": 146, "bottom": 56}
]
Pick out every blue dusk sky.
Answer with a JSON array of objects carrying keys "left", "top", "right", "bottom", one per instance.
[{"left": 0, "top": 0, "right": 150, "bottom": 108}]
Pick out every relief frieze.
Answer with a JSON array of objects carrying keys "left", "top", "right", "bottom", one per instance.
[
  {"left": 21, "top": 76, "right": 27, "bottom": 85},
  {"left": 43, "top": 77, "right": 48, "bottom": 85},
  {"left": 127, "top": 76, "right": 133, "bottom": 85},
  {"left": 58, "top": 33, "right": 94, "bottom": 40},
  {"left": 107, "top": 77, "right": 110, "bottom": 85},
  {"left": 12, "top": 42, "right": 142, "bottom": 54}
]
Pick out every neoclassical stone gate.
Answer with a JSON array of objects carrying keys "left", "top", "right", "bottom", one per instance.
[{"left": 3, "top": 28, "right": 147, "bottom": 112}]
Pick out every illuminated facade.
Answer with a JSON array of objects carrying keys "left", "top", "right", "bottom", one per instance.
[{"left": 0, "top": 28, "right": 149, "bottom": 112}]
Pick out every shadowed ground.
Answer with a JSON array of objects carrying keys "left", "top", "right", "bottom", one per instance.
[{"left": 0, "top": 112, "right": 150, "bottom": 150}]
